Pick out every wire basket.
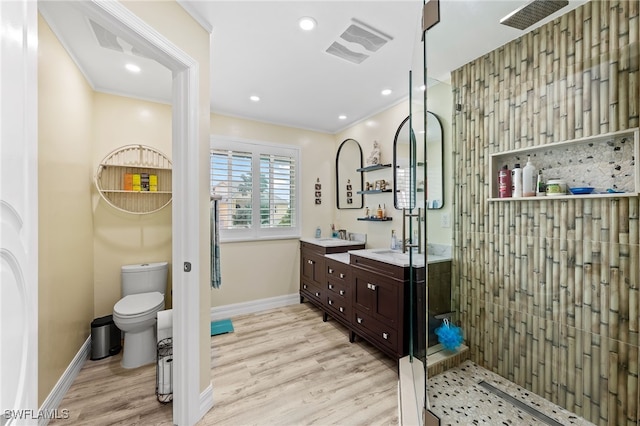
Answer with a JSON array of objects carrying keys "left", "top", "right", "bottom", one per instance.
[{"left": 156, "top": 338, "right": 173, "bottom": 403}]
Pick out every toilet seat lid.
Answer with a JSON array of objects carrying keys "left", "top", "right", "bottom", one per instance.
[{"left": 114, "top": 292, "right": 164, "bottom": 317}]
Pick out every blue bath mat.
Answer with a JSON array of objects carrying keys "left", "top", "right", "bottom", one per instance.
[{"left": 211, "top": 319, "right": 234, "bottom": 336}]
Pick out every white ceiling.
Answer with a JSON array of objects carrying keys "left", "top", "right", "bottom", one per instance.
[{"left": 38, "top": 0, "right": 588, "bottom": 134}]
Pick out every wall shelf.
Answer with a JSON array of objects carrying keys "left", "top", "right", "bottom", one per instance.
[
  {"left": 357, "top": 163, "right": 392, "bottom": 172},
  {"left": 489, "top": 128, "right": 639, "bottom": 201},
  {"left": 95, "top": 144, "right": 172, "bottom": 214},
  {"left": 357, "top": 217, "right": 393, "bottom": 221},
  {"left": 357, "top": 189, "right": 392, "bottom": 195}
]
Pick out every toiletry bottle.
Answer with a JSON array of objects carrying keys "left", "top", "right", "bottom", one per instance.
[
  {"left": 391, "top": 230, "right": 398, "bottom": 250},
  {"left": 536, "top": 170, "right": 546, "bottom": 197},
  {"left": 522, "top": 156, "right": 536, "bottom": 197},
  {"left": 315, "top": 226, "right": 321, "bottom": 238},
  {"left": 377, "top": 204, "right": 383, "bottom": 219},
  {"left": 498, "top": 165, "right": 512, "bottom": 198},
  {"left": 512, "top": 163, "right": 522, "bottom": 198}
]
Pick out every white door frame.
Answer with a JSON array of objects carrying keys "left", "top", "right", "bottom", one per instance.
[
  {"left": 48, "top": 2, "right": 205, "bottom": 424},
  {"left": 0, "top": 1, "right": 39, "bottom": 424}
]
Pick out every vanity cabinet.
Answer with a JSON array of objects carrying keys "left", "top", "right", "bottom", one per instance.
[
  {"left": 299, "top": 240, "right": 364, "bottom": 315},
  {"left": 350, "top": 254, "right": 424, "bottom": 359}
]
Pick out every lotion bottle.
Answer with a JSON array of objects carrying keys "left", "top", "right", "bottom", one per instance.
[
  {"left": 512, "top": 163, "right": 523, "bottom": 198},
  {"left": 522, "top": 156, "right": 536, "bottom": 197},
  {"left": 391, "top": 230, "right": 398, "bottom": 250},
  {"left": 498, "top": 165, "right": 512, "bottom": 198}
]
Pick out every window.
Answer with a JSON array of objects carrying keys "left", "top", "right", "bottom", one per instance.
[{"left": 210, "top": 137, "right": 300, "bottom": 241}]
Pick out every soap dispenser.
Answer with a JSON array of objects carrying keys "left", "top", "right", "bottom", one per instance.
[{"left": 391, "top": 230, "right": 398, "bottom": 250}]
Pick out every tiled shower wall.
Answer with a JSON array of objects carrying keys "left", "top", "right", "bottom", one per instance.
[{"left": 450, "top": 1, "right": 639, "bottom": 424}]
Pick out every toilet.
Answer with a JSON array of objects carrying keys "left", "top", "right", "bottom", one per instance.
[{"left": 113, "top": 262, "right": 168, "bottom": 369}]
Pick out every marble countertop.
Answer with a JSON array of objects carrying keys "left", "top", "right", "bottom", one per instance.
[
  {"left": 300, "top": 237, "right": 366, "bottom": 247},
  {"left": 325, "top": 252, "right": 350, "bottom": 264},
  {"left": 348, "top": 249, "right": 451, "bottom": 268}
]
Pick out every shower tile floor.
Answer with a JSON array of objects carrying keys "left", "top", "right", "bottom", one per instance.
[{"left": 428, "top": 360, "right": 595, "bottom": 425}]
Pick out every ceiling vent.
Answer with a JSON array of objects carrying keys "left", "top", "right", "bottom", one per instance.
[
  {"left": 326, "top": 18, "right": 392, "bottom": 64},
  {"left": 500, "top": 0, "right": 569, "bottom": 30},
  {"left": 89, "top": 19, "right": 150, "bottom": 59}
]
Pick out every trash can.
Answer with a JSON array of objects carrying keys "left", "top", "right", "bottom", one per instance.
[
  {"left": 156, "top": 337, "right": 173, "bottom": 403},
  {"left": 90, "top": 315, "right": 122, "bottom": 360}
]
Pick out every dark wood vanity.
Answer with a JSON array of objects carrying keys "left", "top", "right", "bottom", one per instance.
[{"left": 300, "top": 238, "right": 428, "bottom": 359}]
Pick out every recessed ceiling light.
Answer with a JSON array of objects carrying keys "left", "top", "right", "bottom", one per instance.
[
  {"left": 250, "top": 95, "right": 260, "bottom": 102},
  {"left": 125, "top": 63, "right": 141, "bottom": 73},
  {"left": 381, "top": 89, "right": 392, "bottom": 96},
  {"left": 338, "top": 115, "right": 347, "bottom": 120},
  {"left": 299, "top": 17, "right": 317, "bottom": 31}
]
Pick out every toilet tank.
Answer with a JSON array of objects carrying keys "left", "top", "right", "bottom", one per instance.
[{"left": 121, "top": 262, "right": 168, "bottom": 296}]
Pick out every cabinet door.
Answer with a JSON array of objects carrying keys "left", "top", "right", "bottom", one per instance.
[
  {"left": 353, "top": 270, "right": 377, "bottom": 313},
  {"left": 353, "top": 268, "right": 400, "bottom": 325},
  {"left": 301, "top": 251, "right": 324, "bottom": 285}
]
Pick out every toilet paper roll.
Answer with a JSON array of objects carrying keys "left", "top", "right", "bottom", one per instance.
[
  {"left": 157, "top": 309, "right": 173, "bottom": 341},
  {"left": 158, "top": 357, "right": 172, "bottom": 395}
]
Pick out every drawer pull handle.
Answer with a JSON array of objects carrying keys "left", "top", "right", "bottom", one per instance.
[
  {"left": 328, "top": 268, "right": 334, "bottom": 274},
  {"left": 315, "top": 292, "right": 320, "bottom": 297},
  {"left": 339, "top": 290, "right": 345, "bottom": 296},
  {"left": 307, "top": 260, "right": 314, "bottom": 265},
  {"left": 357, "top": 317, "right": 363, "bottom": 324},
  {"left": 303, "top": 284, "right": 307, "bottom": 289},
  {"left": 328, "top": 284, "right": 334, "bottom": 290},
  {"left": 367, "top": 283, "right": 377, "bottom": 291},
  {"left": 328, "top": 299, "right": 333, "bottom": 305},
  {"left": 382, "top": 332, "right": 389, "bottom": 340},
  {"left": 339, "top": 273, "right": 345, "bottom": 279},
  {"left": 339, "top": 307, "right": 344, "bottom": 313}
]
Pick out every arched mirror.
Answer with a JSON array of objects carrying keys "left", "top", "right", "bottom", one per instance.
[
  {"left": 336, "top": 139, "right": 364, "bottom": 209},
  {"left": 393, "top": 111, "right": 444, "bottom": 210}
]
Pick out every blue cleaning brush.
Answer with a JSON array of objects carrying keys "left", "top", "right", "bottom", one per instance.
[{"left": 435, "top": 318, "right": 463, "bottom": 351}]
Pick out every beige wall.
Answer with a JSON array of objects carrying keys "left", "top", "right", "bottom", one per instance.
[
  {"left": 334, "top": 82, "right": 454, "bottom": 250},
  {"left": 38, "top": 14, "right": 95, "bottom": 404},
  {"left": 92, "top": 93, "right": 173, "bottom": 318},
  {"left": 210, "top": 81, "right": 454, "bottom": 309},
  {"left": 210, "top": 114, "right": 336, "bottom": 307}
]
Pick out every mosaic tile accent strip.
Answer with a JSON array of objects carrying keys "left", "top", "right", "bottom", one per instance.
[{"left": 428, "top": 360, "right": 594, "bottom": 426}]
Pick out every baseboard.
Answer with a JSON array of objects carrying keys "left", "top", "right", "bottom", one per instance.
[
  {"left": 199, "top": 382, "right": 214, "bottom": 420},
  {"left": 210, "top": 293, "right": 299, "bottom": 321},
  {"left": 38, "top": 336, "right": 91, "bottom": 426}
]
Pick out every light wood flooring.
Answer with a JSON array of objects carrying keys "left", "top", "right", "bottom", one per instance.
[{"left": 51, "top": 303, "right": 399, "bottom": 425}]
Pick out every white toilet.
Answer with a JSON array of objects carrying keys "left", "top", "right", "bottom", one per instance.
[{"left": 113, "top": 262, "right": 167, "bottom": 369}]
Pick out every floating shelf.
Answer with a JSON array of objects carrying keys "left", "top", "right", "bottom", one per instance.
[
  {"left": 357, "top": 189, "right": 393, "bottom": 195},
  {"left": 95, "top": 144, "right": 172, "bottom": 214},
  {"left": 357, "top": 163, "right": 392, "bottom": 172},
  {"left": 357, "top": 217, "right": 393, "bottom": 221}
]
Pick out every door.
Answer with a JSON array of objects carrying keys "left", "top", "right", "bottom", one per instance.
[{"left": 0, "top": 0, "right": 39, "bottom": 423}]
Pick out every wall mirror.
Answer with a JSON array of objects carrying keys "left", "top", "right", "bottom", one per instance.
[
  {"left": 336, "top": 138, "right": 364, "bottom": 209},
  {"left": 393, "top": 111, "right": 444, "bottom": 210}
]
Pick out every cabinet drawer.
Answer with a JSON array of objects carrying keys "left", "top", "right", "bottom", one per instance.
[
  {"left": 326, "top": 261, "right": 350, "bottom": 283},
  {"left": 326, "top": 279, "right": 349, "bottom": 299},
  {"left": 352, "top": 309, "right": 398, "bottom": 352},
  {"left": 300, "top": 281, "right": 323, "bottom": 303},
  {"left": 326, "top": 295, "right": 350, "bottom": 320}
]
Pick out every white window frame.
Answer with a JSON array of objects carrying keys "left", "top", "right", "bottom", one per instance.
[{"left": 210, "top": 136, "right": 301, "bottom": 242}]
